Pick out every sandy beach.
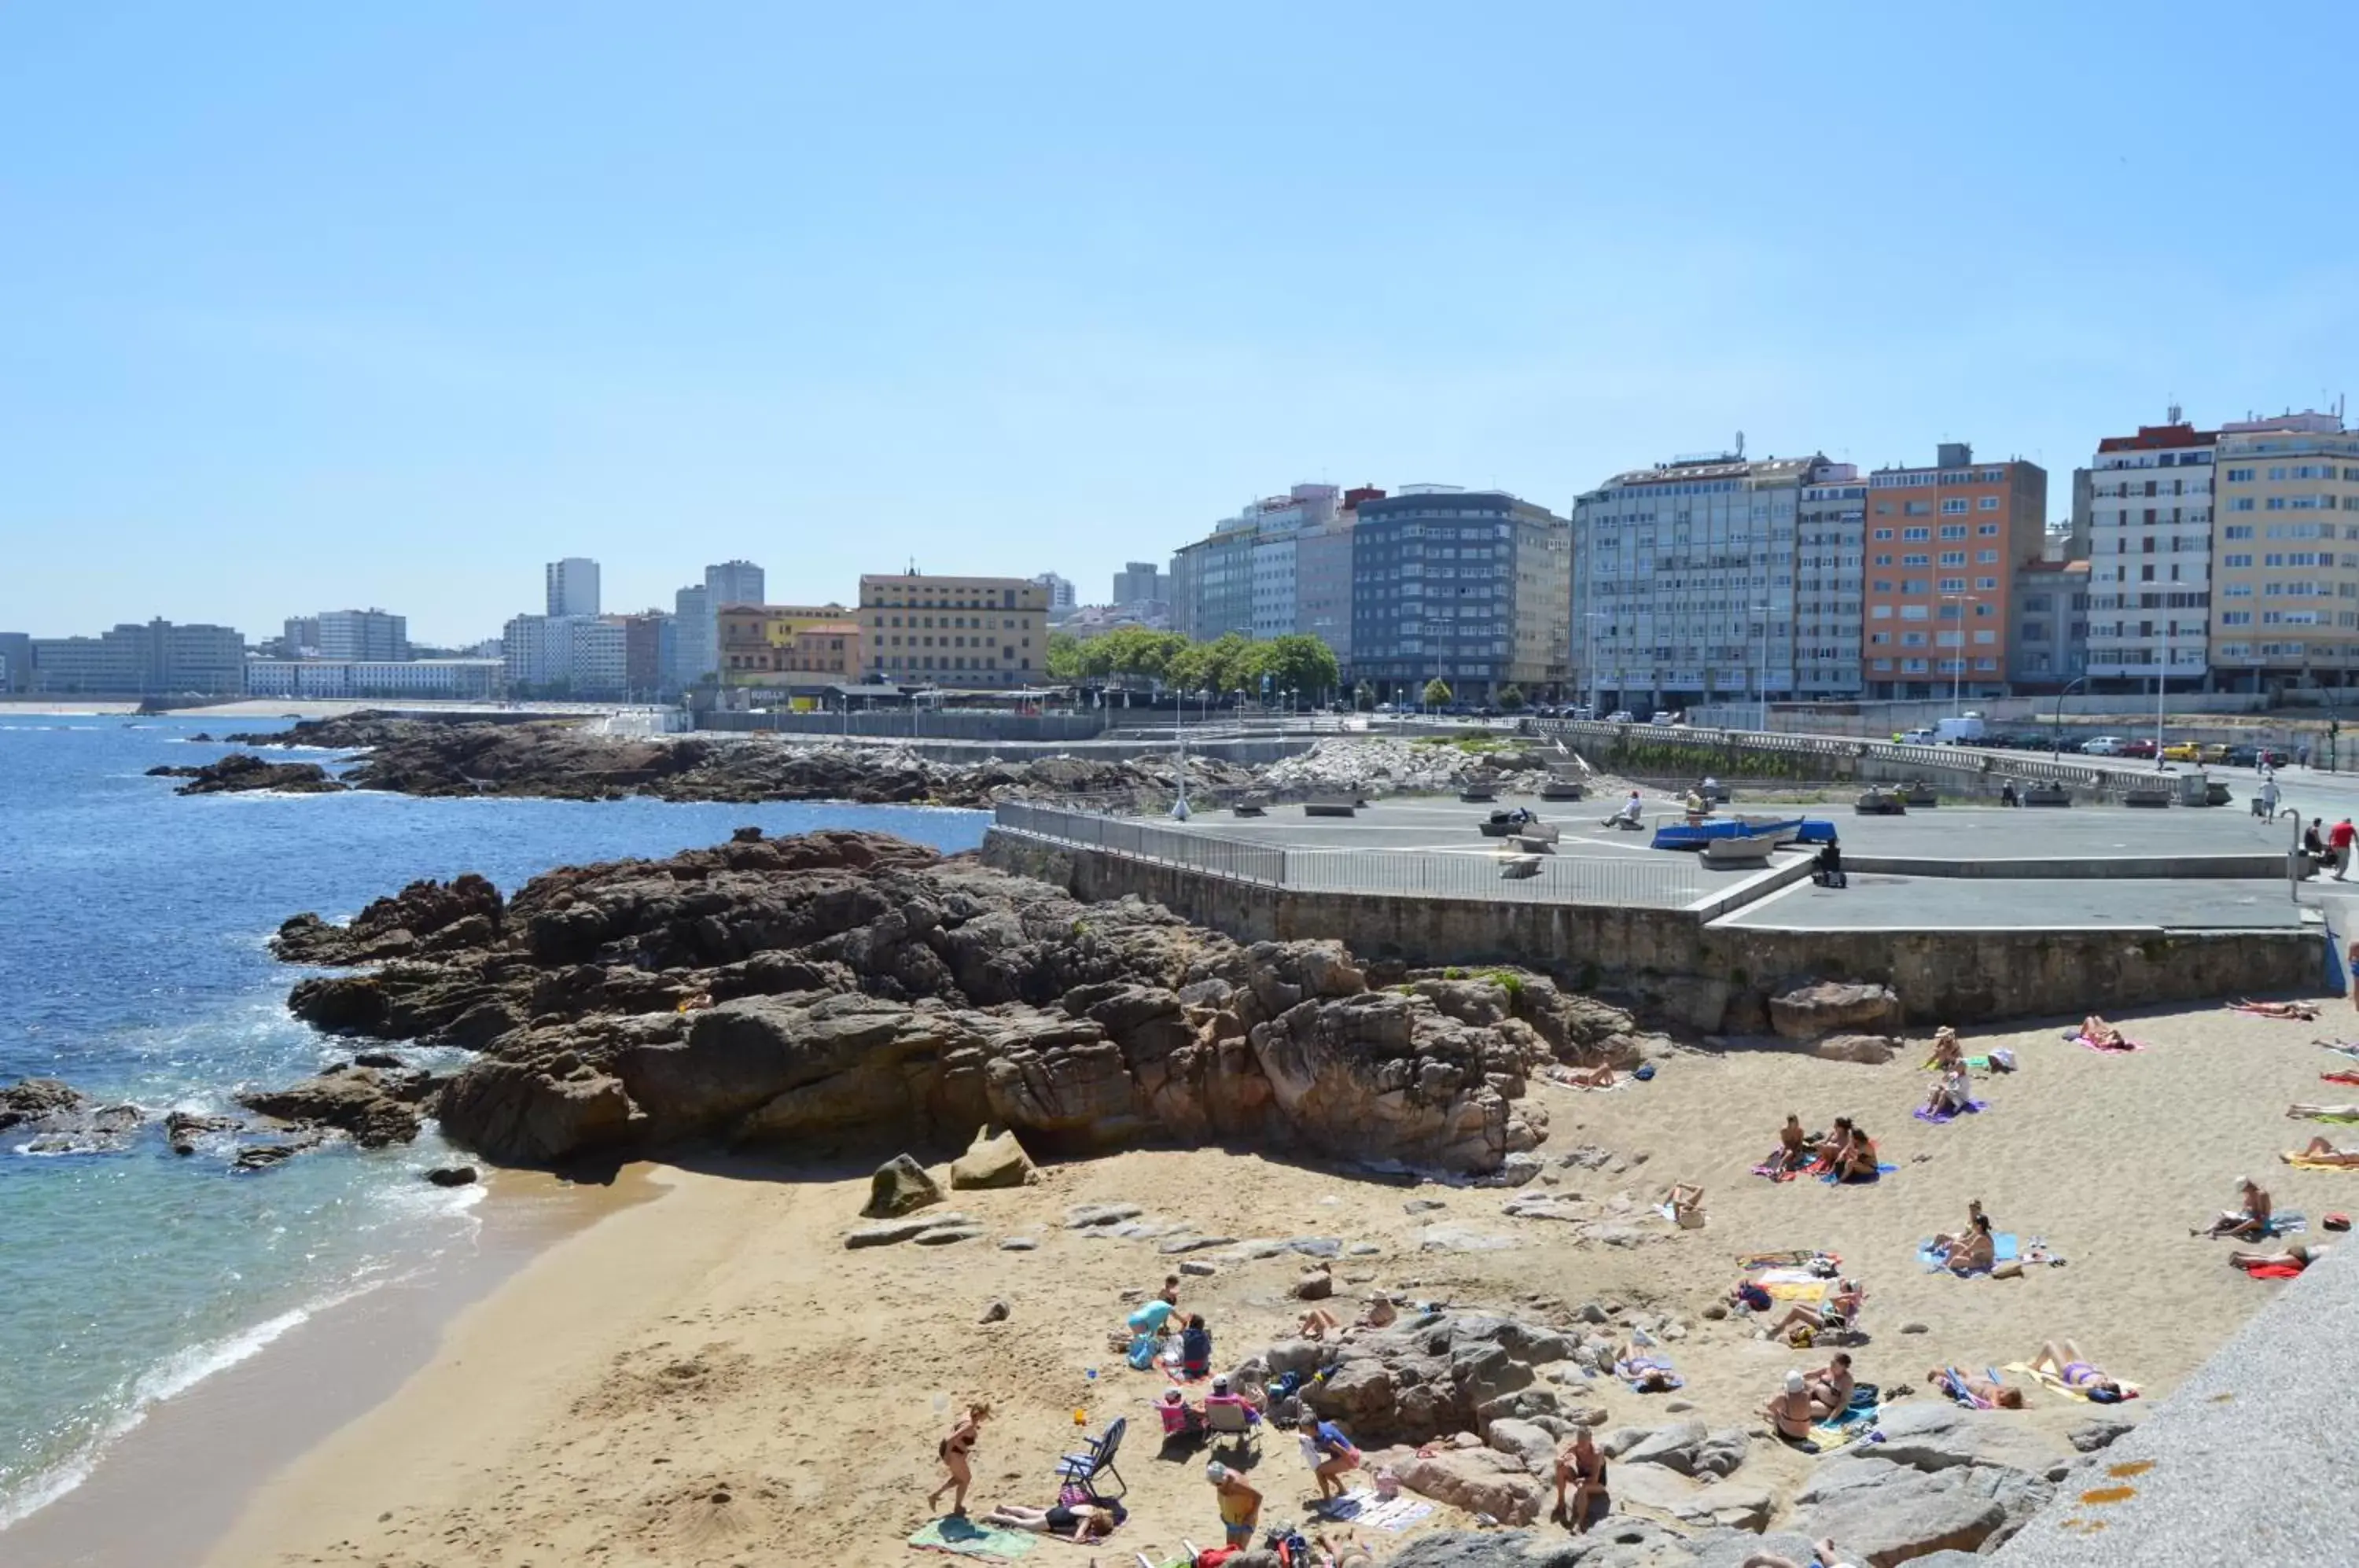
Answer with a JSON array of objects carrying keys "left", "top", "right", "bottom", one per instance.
[{"left": 193, "top": 999, "right": 2349, "bottom": 1566}]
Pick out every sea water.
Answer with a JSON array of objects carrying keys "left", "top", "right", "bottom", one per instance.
[{"left": 0, "top": 716, "right": 987, "bottom": 1527}]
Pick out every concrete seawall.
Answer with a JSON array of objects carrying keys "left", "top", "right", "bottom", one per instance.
[{"left": 984, "top": 830, "right": 2323, "bottom": 1031}]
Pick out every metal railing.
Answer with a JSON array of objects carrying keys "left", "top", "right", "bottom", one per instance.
[{"left": 994, "top": 800, "right": 1706, "bottom": 908}]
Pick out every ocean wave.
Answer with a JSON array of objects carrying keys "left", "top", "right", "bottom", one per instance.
[{"left": 0, "top": 1280, "right": 381, "bottom": 1532}]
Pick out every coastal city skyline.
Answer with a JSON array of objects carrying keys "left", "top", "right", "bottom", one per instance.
[{"left": 9, "top": 9, "right": 2359, "bottom": 642}]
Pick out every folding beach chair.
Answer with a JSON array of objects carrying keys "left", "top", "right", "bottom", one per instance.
[
  {"left": 1203, "top": 1397, "right": 1261, "bottom": 1459},
  {"left": 1055, "top": 1415, "right": 1128, "bottom": 1499}
]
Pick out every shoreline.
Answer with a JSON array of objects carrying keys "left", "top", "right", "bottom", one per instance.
[{"left": 0, "top": 1167, "right": 659, "bottom": 1568}]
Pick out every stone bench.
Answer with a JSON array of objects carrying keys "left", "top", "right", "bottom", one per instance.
[
  {"left": 1538, "top": 778, "right": 1586, "bottom": 801},
  {"left": 2022, "top": 783, "right": 2071, "bottom": 808},
  {"left": 1702, "top": 835, "right": 1775, "bottom": 867},
  {"left": 1855, "top": 790, "right": 1908, "bottom": 815},
  {"left": 1304, "top": 799, "right": 1358, "bottom": 818},
  {"left": 1459, "top": 782, "right": 1500, "bottom": 803},
  {"left": 1231, "top": 802, "right": 1267, "bottom": 817},
  {"left": 2123, "top": 787, "right": 2173, "bottom": 809}
]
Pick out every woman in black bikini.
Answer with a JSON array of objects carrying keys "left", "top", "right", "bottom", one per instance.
[
  {"left": 929, "top": 1401, "right": 989, "bottom": 1515},
  {"left": 983, "top": 1499, "right": 1123, "bottom": 1540}
]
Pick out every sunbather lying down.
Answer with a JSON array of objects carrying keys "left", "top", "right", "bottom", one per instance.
[
  {"left": 2237, "top": 999, "right": 2321, "bottom": 1020},
  {"left": 1743, "top": 1541, "right": 1857, "bottom": 1568},
  {"left": 2028, "top": 1338, "right": 2130, "bottom": 1402},
  {"left": 2288, "top": 1137, "right": 2359, "bottom": 1167},
  {"left": 2232, "top": 1242, "right": 2329, "bottom": 1274},
  {"left": 2079, "top": 1014, "right": 2129, "bottom": 1049},
  {"left": 1931, "top": 1367, "right": 2026, "bottom": 1408},
  {"left": 983, "top": 1500, "right": 1124, "bottom": 1540},
  {"left": 2288, "top": 1104, "right": 2359, "bottom": 1121}
]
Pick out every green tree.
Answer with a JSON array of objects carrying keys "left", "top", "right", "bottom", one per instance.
[
  {"left": 1044, "top": 631, "right": 1083, "bottom": 681},
  {"left": 1422, "top": 678, "right": 1453, "bottom": 709},
  {"left": 1352, "top": 681, "right": 1375, "bottom": 712},
  {"left": 1248, "top": 633, "right": 1341, "bottom": 703},
  {"left": 1497, "top": 683, "right": 1525, "bottom": 712}
]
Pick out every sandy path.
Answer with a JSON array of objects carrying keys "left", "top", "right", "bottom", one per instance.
[{"left": 202, "top": 999, "right": 2350, "bottom": 1566}]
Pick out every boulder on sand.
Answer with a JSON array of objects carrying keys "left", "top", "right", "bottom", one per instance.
[
  {"left": 1769, "top": 981, "right": 1901, "bottom": 1042},
  {"left": 863, "top": 1154, "right": 944, "bottom": 1218},
  {"left": 1389, "top": 1448, "right": 1544, "bottom": 1525},
  {"left": 948, "top": 1125, "right": 1037, "bottom": 1190}
]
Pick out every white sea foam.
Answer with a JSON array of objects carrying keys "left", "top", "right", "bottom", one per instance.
[{"left": 0, "top": 1279, "right": 381, "bottom": 1531}]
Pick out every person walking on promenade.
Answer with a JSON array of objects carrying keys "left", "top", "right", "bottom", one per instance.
[{"left": 2333, "top": 817, "right": 2357, "bottom": 881}]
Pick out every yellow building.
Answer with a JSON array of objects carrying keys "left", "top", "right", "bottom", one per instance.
[
  {"left": 716, "top": 603, "right": 862, "bottom": 684},
  {"left": 2206, "top": 413, "right": 2359, "bottom": 689},
  {"left": 857, "top": 572, "right": 1048, "bottom": 688}
]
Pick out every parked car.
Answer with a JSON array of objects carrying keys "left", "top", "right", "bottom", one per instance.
[
  {"left": 2162, "top": 741, "right": 2204, "bottom": 762},
  {"left": 1898, "top": 727, "right": 1938, "bottom": 745},
  {"left": 1606, "top": 709, "right": 1634, "bottom": 723},
  {"left": 2222, "top": 743, "right": 2258, "bottom": 767},
  {"left": 2052, "top": 734, "right": 2089, "bottom": 754},
  {"left": 1649, "top": 711, "right": 1680, "bottom": 727},
  {"left": 2258, "top": 746, "right": 2292, "bottom": 768},
  {"left": 2081, "top": 735, "right": 2127, "bottom": 756},
  {"left": 2118, "top": 738, "right": 2159, "bottom": 759}
]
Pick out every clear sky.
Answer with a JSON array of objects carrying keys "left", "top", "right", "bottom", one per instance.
[{"left": 5, "top": 4, "right": 2356, "bottom": 644}]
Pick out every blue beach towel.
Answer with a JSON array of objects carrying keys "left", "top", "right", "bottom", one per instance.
[
  {"left": 1821, "top": 1162, "right": 1898, "bottom": 1185},
  {"left": 1912, "top": 1099, "right": 1988, "bottom": 1125}
]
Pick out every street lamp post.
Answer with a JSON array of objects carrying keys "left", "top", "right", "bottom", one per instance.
[
  {"left": 2153, "top": 630, "right": 2169, "bottom": 773},
  {"left": 1939, "top": 591, "right": 1981, "bottom": 727},
  {"left": 1171, "top": 683, "right": 1190, "bottom": 820},
  {"left": 2051, "top": 675, "right": 2089, "bottom": 760}
]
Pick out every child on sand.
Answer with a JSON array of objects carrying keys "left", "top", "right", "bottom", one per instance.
[{"left": 928, "top": 1401, "right": 989, "bottom": 1515}]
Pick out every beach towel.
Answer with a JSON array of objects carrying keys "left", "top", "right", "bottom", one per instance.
[
  {"left": 1759, "top": 1278, "right": 1829, "bottom": 1305},
  {"left": 2283, "top": 1150, "right": 2359, "bottom": 1171},
  {"left": 909, "top": 1518, "right": 1038, "bottom": 1559},
  {"left": 2269, "top": 1212, "right": 2308, "bottom": 1235},
  {"left": 2232, "top": 1004, "right": 2317, "bottom": 1021},
  {"left": 2070, "top": 1032, "right": 2145, "bottom": 1054},
  {"left": 1737, "top": 1250, "right": 1838, "bottom": 1271},
  {"left": 1545, "top": 1067, "right": 1630, "bottom": 1092},
  {"left": 1752, "top": 1155, "right": 1808, "bottom": 1183},
  {"left": 2239, "top": 1259, "right": 2306, "bottom": 1279},
  {"left": 1807, "top": 1401, "right": 1879, "bottom": 1452},
  {"left": 1311, "top": 1493, "right": 1433, "bottom": 1532},
  {"left": 1917, "top": 1233, "right": 2020, "bottom": 1273},
  {"left": 1913, "top": 1099, "right": 1988, "bottom": 1125},
  {"left": 2318, "top": 1040, "right": 2359, "bottom": 1061},
  {"left": 1753, "top": 1265, "right": 1833, "bottom": 1287},
  {"left": 1922, "top": 1053, "right": 1995, "bottom": 1072},
  {"left": 2324, "top": 1070, "right": 2359, "bottom": 1087},
  {"left": 2006, "top": 1362, "right": 2143, "bottom": 1404},
  {"left": 1934, "top": 1366, "right": 2004, "bottom": 1410},
  {"left": 1616, "top": 1356, "right": 1684, "bottom": 1392},
  {"left": 2299, "top": 1112, "right": 2359, "bottom": 1124},
  {"left": 1821, "top": 1162, "right": 1897, "bottom": 1185}
]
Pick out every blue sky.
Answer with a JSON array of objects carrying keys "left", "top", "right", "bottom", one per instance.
[{"left": 5, "top": 3, "right": 2356, "bottom": 644}]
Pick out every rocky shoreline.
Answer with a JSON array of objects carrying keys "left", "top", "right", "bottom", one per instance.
[
  {"left": 204, "top": 828, "right": 1658, "bottom": 1172},
  {"left": 176, "top": 711, "right": 1548, "bottom": 806}
]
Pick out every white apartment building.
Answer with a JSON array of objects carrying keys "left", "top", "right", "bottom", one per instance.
[
  {"left": 316, "top": 608, "right": 408, "bottom": 662},
  {"left": 545, "top": 558, "right": 601, "bottom": 618},
  {"left": 502, "top": 614, "right": 627, "bottom": 697},
  {"left": 245, "top": 658, "right": 501, "bottom": 699},
  {"left": 1794, "top": 466, "right": 1865, "bottom": 697},
  {"left": 1169, "top": 484, "right": 1338, "bottom": 642},
  {"left": 2208, "top": 411, "right": 2359, "bottom": 690},
  {"left": 1249, "top": 533, "right": 1297, "bottom": 642},
  {"left": 2083, "top": 416, "right": 2215, "bottom": 690}
]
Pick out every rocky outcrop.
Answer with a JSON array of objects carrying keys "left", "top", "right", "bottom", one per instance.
[
  {"left": 0, "top": 1078, "right": 88, "bottom": 1131},
  {"left": 262, "top": 831, "right": 1603, "bottom": 1172},
  {"left": 237, "top": 1065, "right": 441, "bottom": 1149},
  {"left": 1273, "top": 1311, "right": 1573, "bottom": 1447},
  {"left": 0, "top": 1079, "right": 145, "bottom": 1153},
  {"left": 948, "top": 1126, "right": 1037, "bottom": 1189},
  {"left": 149, "top": 754, "right": 345, "bottom": 794}
]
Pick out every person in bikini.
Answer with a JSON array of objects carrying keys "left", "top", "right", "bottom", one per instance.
[
  {"left": 2236, "top": 998, "right": 2320, "bottom": 1020},
  {"left": 1764, "top": 1370, "right": 1817, "bottom": 1440},
  {"left": 1766, "top": 1278, "right": 1864, "bottom": 1344},
  {"left": 1835, "top": 1123, "right": 1881, "bottom": 1181},
  {"left": 1551, "top": 1424, "right": 1609, "bottom": 1532},
  {"left": 1934, "top": 1198, "right": 1987, "bottom": 1253},
  {"left": 2289, "top": 1136, "right": 2359, "bottom": 1167},
  {"left": 983, "top": 1499, "right": 1124, "bottom": 1541},
  {"left": 1776, "top": 1113, "right": 1817, "bottom": 1171},
  {"left": 1805, "top": 1351, "right": 1857, "bottom": 1419},
  {"left": 1937, "top": 1214, "right": 1997, "bottom": 1273},
  {"left": 1928, "top": 1026, "right": 1965, "bottom": 1073},
  {"left": 928, "top": 1401, "right": 990, "bottom": 1515},
  {"left": 2027, "top": 1339, "right": 2129, "bottom": 1402},
  {"left": 2079, "top": 1014, "right": 2131, "bottom": 1049},
  {"left": 2231, "top": 1241, "right": 2329, "bottom": 1272},
  {"left": 1930, "top": 1367, "right": 2024, "bottom": 1408}
]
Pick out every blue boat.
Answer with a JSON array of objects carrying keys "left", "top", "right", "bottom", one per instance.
[{"left": 1650, "top": 815, "right": 1836, "bottom": 852}]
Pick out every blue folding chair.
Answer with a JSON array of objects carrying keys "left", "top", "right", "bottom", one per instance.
[{"left": 1054, "top": 1415, "right": 1128, "bottom": 1499}]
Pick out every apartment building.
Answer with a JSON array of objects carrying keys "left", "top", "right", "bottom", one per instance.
[
  {"left": 544, "top": 558, "right": 601, "bottom": 618},
  {"left": 1352, "top": 487, "right": 1570, "bottom": 705},
  {"left": 245, "top": 658, "right": 502, "bottom": 699},
  {"left": 1294, "top": 489, "right": 1382, "bottom": 665},
  {"left": 502, "top": 613, "right": 625, "bottom": 697},
  {"left": 716, "top": 604, "right": 863, "bottom": 684},
  {"left": 2081, "top": 418, "right": 2216, "bottom": 690},
  {"left": 1861, "top": 444, "right": 2047, "bottom": 700},
  {"left": 1571, "top": 452, "right": 1829, "bottom": 714},
  {"left": 0, "top": 631, "right": 29, "bottom": 692},
  {"left": 1168, "top": 484, "right": 1339, "bottom": 642},
  {"left": 2207, "top": 411, "right": 2359, "bottom": 691},
  {"left": 858, "top": 572, "right": 1048, "bottom": 687},
  {"left": 28, "top": 620, "right": 246, "bottom": 694},
  {"left": 1794, "top": 467, "right": 1866, "bottom": 698},
  {"left": 672, "top": 560, "right": 765, "bottom": 686},
  {"left": 2009, "top": 559, "right": 2091, "bottom": 687},
  {"left": 1112, "top": 562, "right": 1164, "bottom": 605},
  {"left": 317, "top": 608, "right": 410, "bottom": 662}
]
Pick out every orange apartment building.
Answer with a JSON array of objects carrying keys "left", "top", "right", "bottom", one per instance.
[{"left": 1861, "top": 443, "right": 2048, "bottom": 699}]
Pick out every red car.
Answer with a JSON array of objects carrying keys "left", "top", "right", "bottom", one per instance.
[{"left": 2118, "top": 738, "right": 2159, "bottom": 759}]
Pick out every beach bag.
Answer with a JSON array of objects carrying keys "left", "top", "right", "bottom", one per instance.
[
  {"left": 1988, "top": 1047, "right": 2017, "bottom": 1073},
  {"left": 1735, "top": 1283, "right": 1772, "bottom": 1312}
]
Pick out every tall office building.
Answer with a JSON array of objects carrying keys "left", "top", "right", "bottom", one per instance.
[
  {"left": 2082, "top": 417, "right": 2217, "bottom": 690},
  {"left": 545, "top": 558, "right": 601, "bottom": 618},
  {"left": 502, "top": 613, "right": 626, "bottom": 698},
  {"left": 1572, "top": 452, "right": 1832, "bottom": 713},
  {"left": 1111, "top": 562, "right": 1164, "bottom": 605},
  {"left": 671, "top": 561, "right": 765, "bottom": 686},
  {"left": 1352, "top": 487, "right": 1570, "bottom": 705},
  {"left": 1293, "top": 490, "right": 1382, "bottom": 666},
  {"left": 857, "top": 572, "right": 1048, "bottom": 687},
  {"left": 27, "top": 620, "right": 246, "bottom": 694},
  {"left": 705, "top": 559, "right": 765, "bottom": 611},
  {"left": 2207, "top": 410, "right": 2359, "bottom": 690},
  {"left": 1860, "top": 444, "right": 2047, "bottom": 700},
  {"left": 0, "top": 631, "right": 31, "bottom": 693},
  {"left": 282, "top": 617, "right": 322, "bottom": 656},
  {"left": 1032, "top": 572, "right": 1076, "bottom": 613},
  {"left": 316, "top": 608, "right": 410, "bottom": 662}
]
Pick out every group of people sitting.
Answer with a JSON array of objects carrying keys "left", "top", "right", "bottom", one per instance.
[
  {"left": 1124, "top": 1275, "right": 1218, "bottom": 1376},
  {"left": 1766, "top": 1113, "right": 1882, "bottom": 1182},
  {"left": 1154, "top": 1373, "right": 1264, "bottom": 1444},
  {"left": 1931, "top": 1198, "right": 2001, "bottom": 1274},
  {"left": 1762, "top": 1352, "right": 1859, "bottom": 1438},
  {"left": 1923, "top": 1027, "right": 1978, "bottom": 1117}
]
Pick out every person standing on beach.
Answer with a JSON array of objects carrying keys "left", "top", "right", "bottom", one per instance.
[
  {"left": 1206, "top": 1461, "right": 1262, "bottom": 1550},
  {"left": 928, "top": 1401, "right": 988, "bottom": 1515}
]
